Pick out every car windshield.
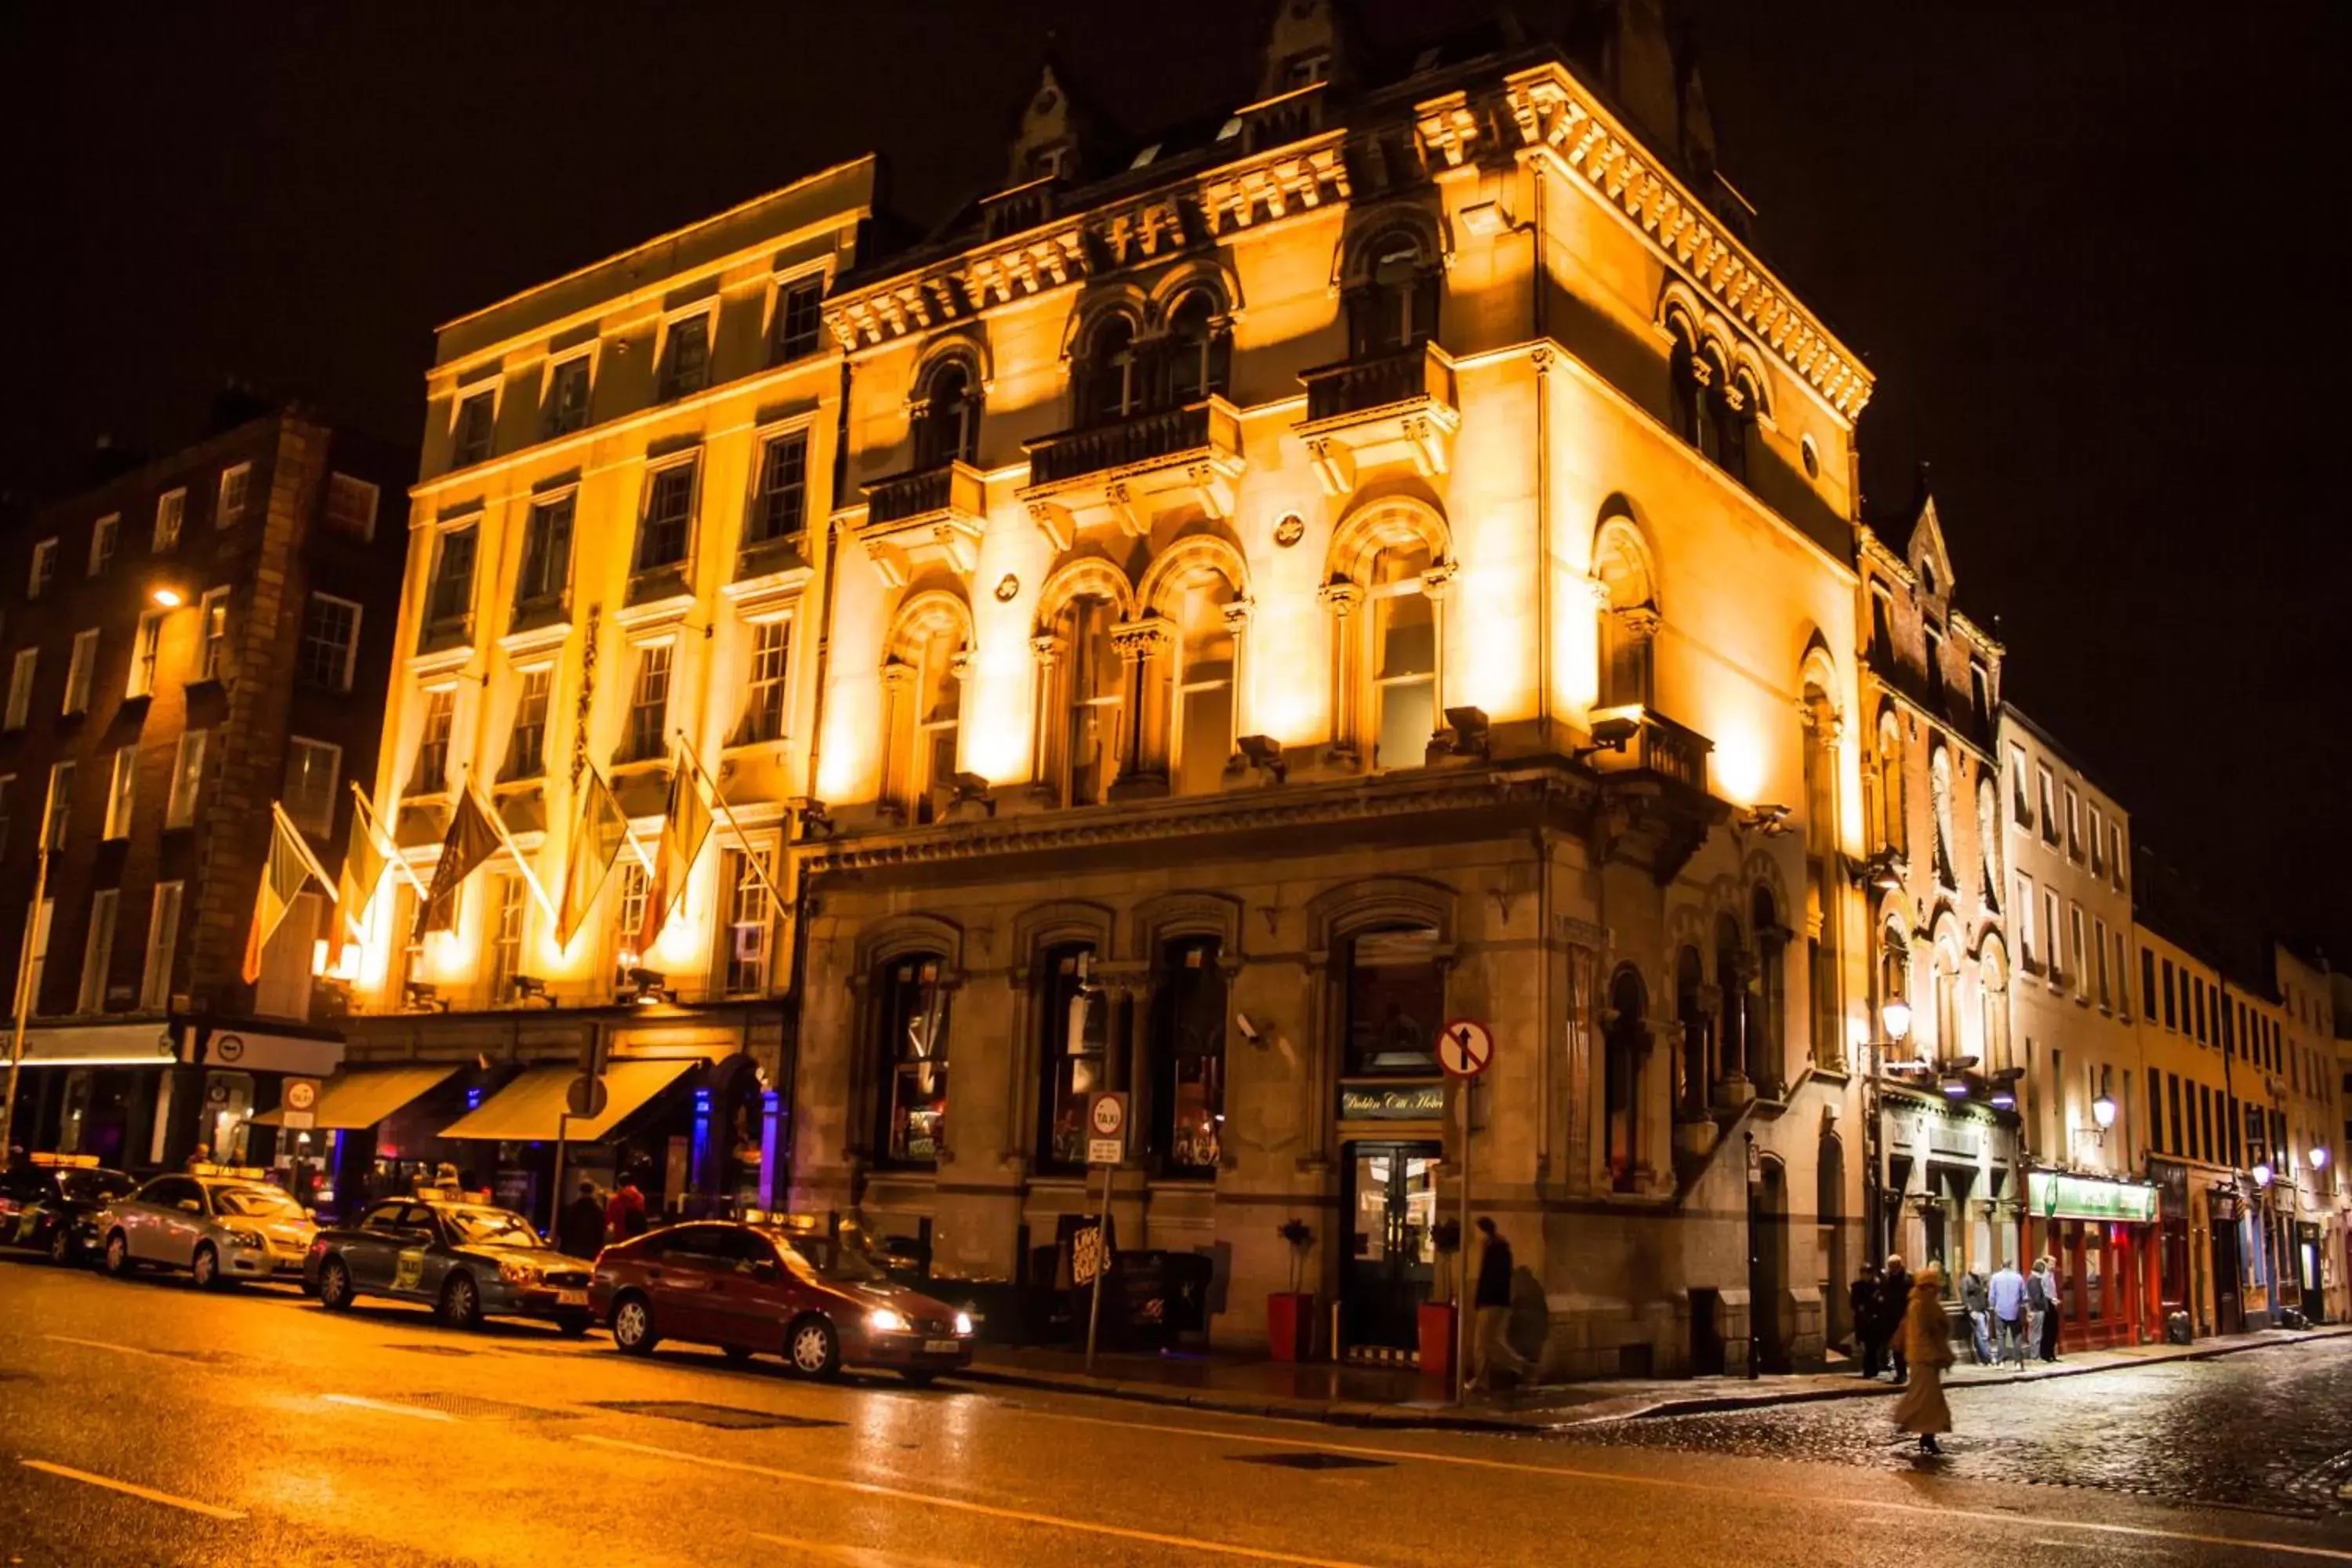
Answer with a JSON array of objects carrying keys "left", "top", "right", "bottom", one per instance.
[
  {"left": 60, "top": 1171, "right": 134, "bottom": 1203},
  {"left": 212, "top": 1185, "right": 304, "bottom": 1219},
  {"left": 779, "top": 1234, "right": 892, "bottom": 1285},
  {"left": 440, "top": 1207, "right": 543, "bottom": 1249}
]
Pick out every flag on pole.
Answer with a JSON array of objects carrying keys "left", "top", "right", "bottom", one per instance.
[
  {"left": 337, "top": 792, "right": 388, "bottom": 947},
  {"left": 555, "top": 764, "right": 632, "bottom": 952},
  {"left": 637, "top": 755, "right": 712, "bottom": 955},
  {"left": 414, "top": 787, "right": 500, "bottom": 941},
  {"left": 465, "top": 780, "right": 561, "bottom": 927},
  {"left": 242, "top": 805, "right": 332, "bottom": 984}
]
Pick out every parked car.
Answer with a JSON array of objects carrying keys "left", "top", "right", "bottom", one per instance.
[
  {"left": 96, "top": 1167, "right": 317, "bottom": 1287},
  {"left": 307, "top": 1197, "right": 595, "bottom": 1334},
  {"left": 0, "top": 1154, "right": 136, "bottom": 1265},
  {"left": 590, "top": 1220, "right": 975, "bottom": 1382}
]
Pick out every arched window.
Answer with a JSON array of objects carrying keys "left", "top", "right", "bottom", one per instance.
[
  {"left": 1058, "top": 593, "right": 1124, "bottom": 806},
  {"left": 1801, "top": 686, "right": 1840, "bottom": 1067},
  {"left": 1873, "top": 712, "right": 1904, "bottom": 858},
  {"left": 1669, "top": 335, "right": 1711, "bottom": 450},
  {"left": 1078, "top": 314, "right": 1142, "bottom": 425},
  {"left": 1351, "top": 230, "right": 1439, "bottom": 355},
  {"left": 1342, "top": 924, "right": 1443, "bottom": 1076},
  {"left": 1751, "top": 887, "right": 1786, "bottom": 1096},
  {"left": 1715, "top": 366, "right": 1760, "bottom": 482},
  {"left": 1976, "top": 774, "right": 2002, "bottom": 908},
  {"left": 1153, "top": 935, "right": 1227, "bottom": 1175},
  {"left": 1594, "top": 525, "right": 1658, "bottom": 710},
  {"left": 1929, "top": 745, "right": 1958, "bottom": 888},
  {"left": 882, "top": 606, "right": 967, "bottom": 824},
  {"left": 1171, "top": 577, "right": 1237, "bottom": 795},
  {"left": 1036, "top": 941, "right": 1105, "bottom": 1171},
  {"left": 913, "top": 360, "right": 980, "bottom": 467},
  {"left": 874, "top": 950, "right": 950, "bottom": 1165},
  {"left": 1675, "top": 945, "right": 1708, "bottom": 1114},
  {"left": 1980, "top": 946, "right": 2011, "bottom": 1073},
  {"left": 1604, "top": 965, "right": 1648, "bottom": 1191},
  {"left": 1162, "top": 290, "right": 1229, "bottom": 405},
  {"left": 1933, "top": 942, "right": 1961, "bottom": 1060},
  {"left": 1715, "top": 913, "right": 1748, "bottom": 1092},
  {"left": 1370, "top": 541, "right": 1436, "bottom": 770}
]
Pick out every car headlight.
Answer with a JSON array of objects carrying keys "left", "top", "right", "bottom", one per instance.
[
  {"left": 226, "top": 1229, "right": 264, "bottom": 1249},
  {"left": 498, "top": 1259, "right": 538, "bottom": 1285},
  {"left": 866, "top": 1307, "right": 911, "bottom": 1334},
  {"left": 953, "top": 1312, "right": 975, "bottom": 1337}
]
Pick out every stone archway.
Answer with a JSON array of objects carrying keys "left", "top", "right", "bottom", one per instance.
[{"left": 1748, "top": 1152, "right": 1791, "bottom": 1373}]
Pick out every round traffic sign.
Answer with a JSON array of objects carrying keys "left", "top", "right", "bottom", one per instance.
[
  {"left": 1090, "top": 1092, "right": 1126, "bottom": 1138},
  {"left": 1436, "top": 1018, "right": 1494, "bottom": 1079},
  {"left": 566, "top": 1073, "right": 609, "bottom": 1120},
  {"left": 284, "top": 1080, "right": 318, "bottom": 1112}
]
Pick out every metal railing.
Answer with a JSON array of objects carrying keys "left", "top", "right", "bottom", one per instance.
[
  {"left": 1025, "top": 401, "right": 1232, "bottom": 487},
  {"left": 1301, "top": 341, "right": 1454, "bottom": 423}
]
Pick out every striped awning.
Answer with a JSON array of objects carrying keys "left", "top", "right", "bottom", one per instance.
[
  {"left": 250, "top": 1065, "right": 457, "bottom": 1130},
  {"left": 437, "top": 1059, "right": 697, "bottom": 1143}
]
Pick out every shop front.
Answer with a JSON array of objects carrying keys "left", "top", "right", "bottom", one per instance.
[
  {"left": 2026, "top": 1169, "right": 2159, "bottom": 1350},
  {"left": 2209, "top": 1185, "right": 2248, "bottom": 1334},
  {"left": 2150, "top": 1159, "right": 2193, "bottom": 1334},
  {"left": 249, "top": 1065, "right": 463, "bottom": 1219}
]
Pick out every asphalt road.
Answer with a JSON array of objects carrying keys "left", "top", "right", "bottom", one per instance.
[{"left": 2, "top": 1254, "right": 2345, "bottom": 1568}]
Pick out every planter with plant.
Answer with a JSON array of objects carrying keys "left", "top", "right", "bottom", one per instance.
[{"left": 1267, "top": 1218, "right": 1316, "bottom": 1362}]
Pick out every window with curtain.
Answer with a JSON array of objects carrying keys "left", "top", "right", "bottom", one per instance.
[{"left": 1155, "top": 937, "right": 1227, "bottom": 1176}]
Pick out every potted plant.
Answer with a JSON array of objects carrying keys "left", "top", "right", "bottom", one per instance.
[
  {"left": 1268, "top": 1218, "right": 1316, "bottom": 1362},
  {"left": 1419, "top": 1218, "right": 1462, "bottom": 1379}
]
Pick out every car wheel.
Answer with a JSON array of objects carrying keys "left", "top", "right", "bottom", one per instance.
[
  {"left": 318, "top": 1258, "right": 356, "bottom": 1312},
  {"left": 611, "top": 1292, "right": 658, "bottom": 1356},
  {"left": 191, "top": 1243, "right": 222, "bottom": 1290},
  {"left": 555, "top": 1312, "right": 592, "bottom": 1339},
  {"left": 786, "top": 1315, "right": 841, "bottom": 1379},
  {"left": 46, "top": 1229, "right": 73, "bottom": 1266},
  {"left": 102, "top": 1231, "right": 133, "bottom": 1277},
  {"left": 439, "top": 1271, "right": 482, "bottom": 1330}
]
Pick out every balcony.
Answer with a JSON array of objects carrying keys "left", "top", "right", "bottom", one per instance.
[
  {"left": 1584, "top": 706, "right": 1726, "bottom": 887},
  {"left": 1295, "top": 342, "right": 1459, "bottom": 495},
  {"left": 857, "top": 460, "right": 987, "bottom": 587},
  {"left": 1020, "top": 397, "right": 1244, "bottom": 548}
]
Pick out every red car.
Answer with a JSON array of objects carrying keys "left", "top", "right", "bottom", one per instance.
[{"left": 590, "top": 1220, "right": 975, "bottom": 1384}]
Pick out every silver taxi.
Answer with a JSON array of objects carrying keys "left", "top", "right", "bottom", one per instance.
[{"left": 96, "top": 1166, "right": 317, "bottom": 1287}]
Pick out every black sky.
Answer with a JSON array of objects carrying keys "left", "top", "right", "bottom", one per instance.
[{"left": 5, "top": 2, "right": 2346, "bottom": 961}]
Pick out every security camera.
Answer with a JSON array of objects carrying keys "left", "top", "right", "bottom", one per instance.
[{"left": 1234, "top": 1013, "right": 1261, "bottom": 1044}]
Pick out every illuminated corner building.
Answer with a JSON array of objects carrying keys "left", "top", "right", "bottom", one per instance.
[
  {"left": 0, "top": 399, "right": 411, "bottom": 1173},
  {"left": 1853, "top": 481, "right": 2020, "bottom": 1301},
  {"left": 336, "top": 162, "right": 875, "bottom": 1227},
  {"left": 794, "top": 2, "right": 1875, "bottom": 1377}
]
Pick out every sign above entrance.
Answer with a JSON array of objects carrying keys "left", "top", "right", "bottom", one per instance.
[
  {"left": 1338, "top": 1083, "right": 1446, "bottom": 1120},
  {"left": 1087, "top": 1091, "right": 1128, "bottom": 1167},
  {"left": 1436, "top": 1018, "right": 1493, "bottom": 1080},
  {"left": 2029, "top": 1170, "right": 2158, "bottom": 1224}
]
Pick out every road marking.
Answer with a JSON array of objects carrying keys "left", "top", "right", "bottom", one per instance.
[
  {"left": 42, "top": 1334, "right": 190, "bottom": 1363},
  {"left": 320, "top": 1393, "right": 456, "bottom": 1423},
  {"left": 997, "top": 1406, "right": 2352, "bottom": 1561},
  {"left": 577, "top": 1433, "right": 1373, "bottom": 1567},
  {"left": 17, "top": 1460, "right": 245, "bottom": 1522},
  {"left": 750, "top": 1530, "right": 978, "bottom": 1567}
]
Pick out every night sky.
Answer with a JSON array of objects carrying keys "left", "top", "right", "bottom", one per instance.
[{"left": 5, "top": 2, "right": 2344, "bottom": 962}]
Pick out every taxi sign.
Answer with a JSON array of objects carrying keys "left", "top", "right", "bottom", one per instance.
[
  {"left": 1436, "top": 1018, "right": 1494, "bottom": 1079},
  {"left": 28, "top": 1152, "right": 100, "bottom": 1169},
  {"left": 280, "top": 1076, "right": 321, "bottom": 1131},
  {"left": 1087, "top": 1091, "right": 1128, "bottom": 1166}
]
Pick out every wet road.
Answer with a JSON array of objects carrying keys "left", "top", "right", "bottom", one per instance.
[{"left": 1, "top": 1254, "right": 2345, "bottom": 1567}]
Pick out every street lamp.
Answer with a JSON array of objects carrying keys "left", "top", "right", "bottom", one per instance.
[
  {"left": 2311, "top": 1145, "right": 2331, "bottom": 1171},
  {"left": 2091, "top": 1093, "right": 2117, "bottom": 1131},
  {"left": 1882, "top": 1000, "right": 1912, "bottom": 1044},
  {"left": 1862, "top": 997, "right": 1915, "bottom": 1270},
  {"left": 2252, "top": 1161, "right": 2274, "bottom": 1189},
  {"left": 151, "top": 586, "right": 186, "bottom": 608}
]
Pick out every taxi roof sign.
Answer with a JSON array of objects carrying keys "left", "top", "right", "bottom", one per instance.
[
  {"left": 28, "top": 1152, "right": 101, "bottom": 1168},
  {"left": 188, "top": 1163, "right": 268, "bottom": 1181}
]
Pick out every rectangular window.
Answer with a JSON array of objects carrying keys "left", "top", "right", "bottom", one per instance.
[
  {"left": 3, "top": 649, "right": 31, "bottom": 729},
  {"left": 658, "top": 312, "right": 711, "bottom": 401},
  {"left": 141, "top": 880, "right": 183, "bottom": 1010},
  {"left": 737, "top": 620, "right": 790, "bottom": 745},
  {"left": 103, "top": 745, "right": 137, "bottom": 840},
  {"left": 129, "top": 611, "right": 163, "bottom": 697},
  {"left": 323, "top": 473, "right": 379, "bottom": 539},
  {"left": 722, "top": 849, "right": 775, "bottom": 994},
  {"left": 19, "top": 897, "right": 52, "bottom": 1014},
  {"left": 772, "top": 278, "right": 823, "bottom": 363},
  {"left": 2161, "top": 959, "right": 2176, "bottom": 1028},
  {"left": 0, "top": 774, "right": 12, "bottom": 859},
  {"left": 216, "top": 463, "right": 252, "bottom": 527},
  {"left": 515, "top": 495, "right": 574, "bottom": 607},
  {"left": 2109, "top": 823, "right": 2125, "bottom": 890},
  {"left": 63, "top": 630, "right": 98, "bottom": 715},
  {"left": 1869, "top": 587, "right": 1892, "bottom": 656},
  {"left": 506, "top": 668, "right": 551, "bottom": 780},
  {"left": 153, "top": 489, "right": 186, "bottom": 551},
  {"left": 426, "top": 526, "right": 477, "bottom": 627},
  {"left": 613, "top": 860, "right": 650, "bottom": 982},
  {"left": 2068, "top": 904, "right": 2086, "bottom": 995},
  {"left": 2094, "top": 916, "right": 2110, "bottom": 1007},
  {"left": 544, "top": 355, "right": 592, "bottom": 437},
  {"left": 89, "top": 514, "right": 118, "bottom": 576},
  {"left": 2088, "top": 805, "right": 2104, "bottom": 875},
  {"left": 28, "top": 539, "right": 57, "bottom": 598},
  {"left": 635, "top": 463, "right": 697, "bottom": 573},
  {"left": 414, "top": 688, "right": 456, "bottom": 793},
  {"left": 2008, "top": 744, "right": 2031, "bottom": 824},
  {"left": 166, "top": 731, "right": 208, "bottom": 828},
  {"left": 452, "top": 390, "right": 495, "bottom": 467},
  {"left": 283, "top": 739, "right": 340, "bottom": 835},
  {"left": 1969, "top": 662, "right": 1990, "bottom": 728},
  {"left": 2166, "top": 1072, "right": 2183, "bottom": 1159},
  {"left": 489, "top": 874, "right": 527, "bottom": 1001},
  {"left": 296, "top": 593, "right": 362, "bottom": 691},
  {"left": 2036, "top": 767, "right": 2056, "bottom": 844},
  {"left": 2015, "top": 873, "right": 2036, "bottom": 966},
  {"left": 2042, "top": 888, "right": 2060, "bottom": 983},
  {"left": 197, "top": 587, "right": 230, "bottom": 681},
  {"left": 2193, "top": 978, "right": 2208, "bottom": 1043},
  {"left": 2063, "top": 784, "right": 2082, "bottom": 858},
  {"left": 2114, "top": 931, "right": 2129, "bottom": 1019},
  {"left": 624, "top": 644, "right": 672, "bottom": 761},
  {"left": 78, "top": 889, "right": 118, "bottom": 1014},
  {"left": 747, "top": 431, "right": 808, "bottom": 546}
]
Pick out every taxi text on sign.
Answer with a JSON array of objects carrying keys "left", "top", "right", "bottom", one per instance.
[
  {"left": 1087, "top": 1091, "right": 1129, "bottom": 1167},
  {"left": 1436, "top": 1018, "right": 1494, "bottom": 1079},
  {"left": 279, "top": 1076, "right": 321, "bottom": 1131}
]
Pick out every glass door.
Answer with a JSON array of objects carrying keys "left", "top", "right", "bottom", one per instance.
[{"left": 1341, "top": 1142, "right": 1439, "bottom": 1352}]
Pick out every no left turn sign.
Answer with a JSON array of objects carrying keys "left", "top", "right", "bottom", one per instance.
[{"left": 1436, "top": 1018, "right": 1494, "bottom": 1079}]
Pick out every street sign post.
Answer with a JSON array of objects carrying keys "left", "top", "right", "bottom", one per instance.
[
  {"left": 1083, "top": 1091, "right": 1129, "bottom": 1371},
  {"left": 278, "top": 1076, "right": 320, "bottom": 1132},
  {"left": 1437, "top": 1018, "right": 1494, "bottom": 1079},
  {"left": 1437, "top": 1018, "right": 1492, "bottom": 1403}
]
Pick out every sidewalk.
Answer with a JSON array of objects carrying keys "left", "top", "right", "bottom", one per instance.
[{"left": 953, "top": 1323, "right": 2352, "bottom": 1433}]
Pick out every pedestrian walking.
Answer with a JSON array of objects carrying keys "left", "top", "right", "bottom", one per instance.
[
  {"left": 1988, "top": 1258, "right": 2028, "bottom": 1366},
  {"left": 1875, "top": 1254, "right": 1913, "bottom": 1385},
  {"left": 1467, "top": 1217, "right": 1532, "bottom": 1392},
  {"left": 1850, "top": 1264, "right": 1883, "bottom": 1377},
  {"left": 1892, "top": 1262, "right": 1956, "bottom": 1455},
  {"left": 1960, "top": 1270, "right": 1994, "bottom": 1365},
  {"left": 2033, "top": 1254, "right": 2063, "bottom": 1361},
  {"left": 605, "top": 1171, "right": 648, "bottom": 1243},
  {"left": 558, "top": 1179, "right": 607, "bottom": 1259}
]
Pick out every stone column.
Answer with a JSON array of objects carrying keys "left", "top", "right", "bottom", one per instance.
[
  {"left": 1109, "top": 617, "right": 1173, "bottom": 798},
  {"left": 1420, "top": 558, "right": 1456, "bottom": 754},
  {"left": 1317, "top": 580, "right": 1364, "bottom": 764},
  {"left": 877, "top": 660, "right": 914, "bottom": 821},
  {"left": 1220, "top": 597, "right": 1254, "bottom": 752},
  {"left": 1027, "top": 633, "right": 1064, "bottom": 804}
]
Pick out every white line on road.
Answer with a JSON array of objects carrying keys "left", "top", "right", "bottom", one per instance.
[
  {"left": 1000, "top": 1406, "right": 2352, "bottom": 1562},
  {"left": 575, "top": 1433, "right": 1374, "bottom": 1568},
  {"left": 320, "top": 1393, "right": 457, "bottom": 1423},
  {"left": 17, "top": 1460, "right": 245, "bottom": 1522},
  {"left": 42, "top": 1334, "right": 191, "bottom": 1362}
]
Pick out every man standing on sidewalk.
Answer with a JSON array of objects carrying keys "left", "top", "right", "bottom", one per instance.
[
  {"left": 2032, "top": 1254, "right": 2063, "bottom": 1361},
  {"left": 1988, "top": 1258, "right": 2028, "bottom": 1366},
  {"left": 1468, "top": 1217, "right": 1531, "bottom": 1392}
]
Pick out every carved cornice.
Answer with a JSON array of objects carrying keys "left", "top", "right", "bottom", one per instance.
[{"left": 1504, "top": 66, "right": 1874, "bottom": 420}]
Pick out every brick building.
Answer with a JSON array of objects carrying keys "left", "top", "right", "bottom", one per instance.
[{"left": 0, "top": 405, "right": 410, "bottom": 1177}]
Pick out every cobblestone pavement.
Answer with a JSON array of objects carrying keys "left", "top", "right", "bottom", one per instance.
[{"left": 1563, "top": 1338, "right": 2352, "bottom": 1520}]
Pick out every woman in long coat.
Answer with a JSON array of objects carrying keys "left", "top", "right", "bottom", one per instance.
[{"left": 1892, "top": 1261, "right": 1955, "bottom": 1454}]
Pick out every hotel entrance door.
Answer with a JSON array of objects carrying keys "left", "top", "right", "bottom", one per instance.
[{"left": 1341, "top": 1141, "right": 1439, "bottom": 1352}]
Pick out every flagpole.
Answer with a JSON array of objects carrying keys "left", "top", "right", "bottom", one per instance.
[
  {"left": 673, "top": 729, "right": 789, "bottom": 912},
  {"left": 467, "top": 779, "right": 561, "bottom": 928},
  {"left": 350, "top": 782, "right": 431, "bottom": 898},
  {"left": 272, "top": 801, "right": 342, "bottom": 902}
]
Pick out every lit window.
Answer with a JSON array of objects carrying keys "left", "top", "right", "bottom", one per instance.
[
  {"left": 141, "top": 881, "right": 183, "bottom": 1011},
  {"left": 747, "top": 432, "right": 808, "bottom": 547},
  {"left": 297, "top": 594, "right": 361, "bottom": 691},
  {"left": 612, "top": 860, "right": 649, "bottom": 985},
  {"left": 452, "top": 390, "right": 495, "bottom": 467},
  {"left": 89, "top": 514, "right": 118, "bottom": 577},
  {"left": 216, "top": 463, "right": 252, "bottom": 528},
  {"left": 426, "top": 526, "right": 477, "bottom": 628},
  {"left": 6, "top": 651, "right": 37, "bottom": 731},
  {"left": 197, "top": 588, "right": 230, "bottom": 681},
  {"left": 723, "top": 850, "right": 774, "bottom": 994},
  {"left": 623, "top": 644, "right": 673, "bottom": 763},
  {"left": 166, "top": 731, "right": 208, "bottom": 828},
  {"left": 876, "top": 953, "right": 950, "bottom": 1165},
  {"left": 489, "top": 875, "right": 527, "bottom": 1001},
  {"left": 129, "top": 612, "right": 163, "bottom": 698},
  {"left": 543, "top": 356, "right": 592, "bottom": 437},
  {"left": 103, "top": 745, "right": 138, "bottom": 840},
  {"left": 45, "top": 760, "right": 74, "bottom": 850},
  {"left": 283, "top": 738, "right": 340, "bottom": 835},
  {"left": 28, "top": 539, "right": 57, "bottom": 599},
  {"left": 153, "top": 490, "right": 186, "bottom": 551},
  {"left": 413, "top": 688, "right": 456, "bottom": 793},
  {"left": 658, "top": 313, "right": 711, "bottom": 401},
  {"left": 635, "top": 463, "right": 697, "bottom": 573},
  {"left": 506, "top": 668, "right": 551, "bottom": 781},
  {"left": 515, "top": 495, "right": 574, "bottom": 608},
  {"left": 771, "top": 278, "right": 823, "bottom": 363},
  {"left": 736, "top": 621, "right": 790, "bottom": 746},
  {"left": 1370, "top": 547, "right": 1435, "bottom": 771},
  {"left": 323, "top": 474, "right": 379, "bottom": 539},
  {"left": 63, "top": 630, "right": 98, "bottom": 716}
]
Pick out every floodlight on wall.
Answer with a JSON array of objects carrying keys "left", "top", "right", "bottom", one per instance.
[
  {"left": 151, "top": 586, "right": 186, "bottom": 608},
  {"left": 403, "top": 981, "right": 447, "bottom": 1014},
  {"left": 1236, "top": 734, "right": 1287, "bottom": 784},
  {"left": 626, "top": 967, "right": 670, "bottom": 1006},
  {"left": 1442, "top": 705, "right": 1490, "bottom": 759},
  {"left": 1572, "top": 710, "right": 1642, "bottom": 762},
  {"left": 2090, "top": 1093, "right": 2117, "bottom": 1131},
  {"left": 1987, "top": 1067, "right": 2024, "bottom": 1112},
  {"left": 1737, "top": 803, "right": 1794, "bottom": 837},
  {"left": 510, "top": 975, "right": 553, "bottom": 1005}
]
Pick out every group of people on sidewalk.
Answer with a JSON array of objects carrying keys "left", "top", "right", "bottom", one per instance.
[{"left": 1849, "top": 1252, "right": 2066, "bottom": 1456}]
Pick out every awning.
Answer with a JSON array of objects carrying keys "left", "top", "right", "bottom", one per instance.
[
  {"left": 251, "top": 1065, "right": 457, "bottom": 1130},
  {"left": 437, "top": 1059, "right": 698, "bottom": 1143}
]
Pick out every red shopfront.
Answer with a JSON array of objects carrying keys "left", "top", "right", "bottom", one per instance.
[{"left": 2025, "top": 1170, "right": 2161, "bottom": 1352}]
